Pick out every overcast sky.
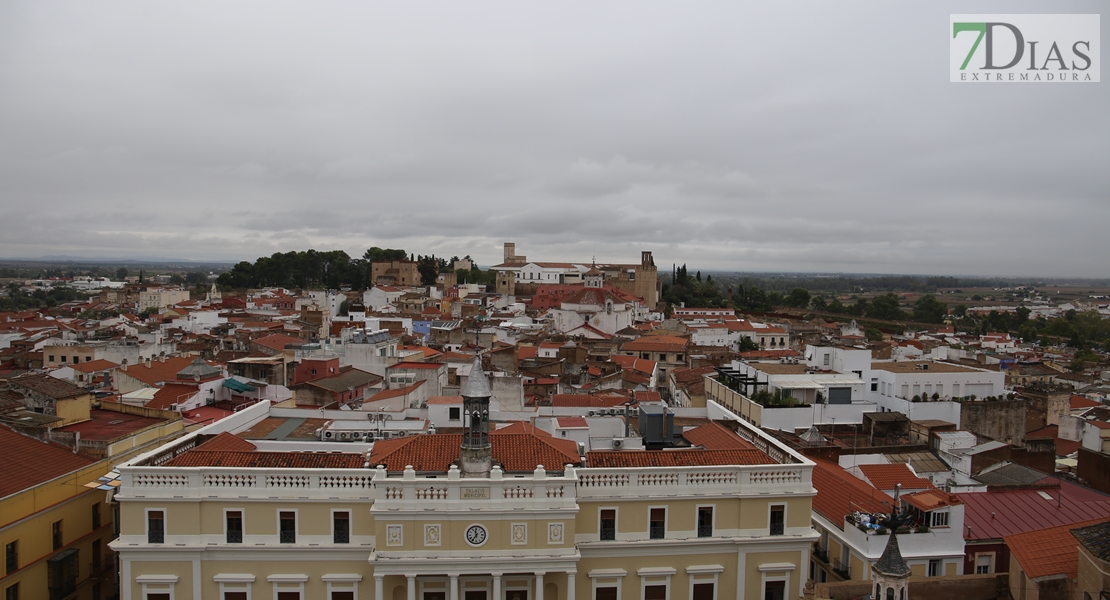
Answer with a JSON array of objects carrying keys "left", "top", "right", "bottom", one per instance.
[{"left": 1, "top": 1, "right": 1106, "bottom": 277}]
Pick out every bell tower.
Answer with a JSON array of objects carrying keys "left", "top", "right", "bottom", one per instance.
[{"left": 459, "top": 355, "right": 493, "bottom": 478}]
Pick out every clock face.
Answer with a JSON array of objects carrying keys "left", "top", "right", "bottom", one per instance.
[{"left": 465, "top": 524, "right": 487, "bottom": 546}]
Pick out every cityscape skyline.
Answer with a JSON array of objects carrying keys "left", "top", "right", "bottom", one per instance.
[{"left": 1, "top": 1, "right": 1106, "bottom": 277}]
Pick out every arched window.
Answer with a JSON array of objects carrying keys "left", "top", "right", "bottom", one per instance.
[{"left": 885, "top": 588, "right": 894, "bottom": 600}]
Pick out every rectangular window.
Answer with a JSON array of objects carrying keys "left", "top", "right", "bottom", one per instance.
[
  {"left": 4, "top": 541, "right": 15, "bottom": 574},
  {"left": 47, "top": 548, "right": 79, "bottom": 600},
  {"left": 147, "top": 594, "right": 171, "bottom": 600},
  {"left": 764, "top": 581, "right": 785, "bottom": 600},
  {"left": 277, "top": 593, "right": 301, "bottom": 600},
  {"left": 697, "top": 506, "right": 713, "bottom": 538},
  {"left": 147, "top": 511, "right": 164, "bottom": 544},
  {"left": 649, "top": 508, "right": 666, "bottom": 539},
  {"left": 224, "top": 593, "right": 248, "bottom": 600},
  {"left": 91, "top": 503, "right": 101, "bottom": 530},
  {"left": 334, "top": 511, "right": 350, "bottom": 544},
  {"left": 449, "top": 407, "right": 461, "bottom": 420},
  {"left": 331, "top": 593, "right": 355, "bottom": 600},
  {"left": 91, "top": 539, "right": 101, "bottom": 573},
  {"left": 975, "top": 554, "right": 993, "bottom": 574},
  {"left": 769, "top": 505, "right": 785, "bottom": 536},
  {"left": 927, "top": 560, "right": 940, "bottom": 577},
  {"left": 931, "top": 511, "right": 949, "bottom": 528},
  {"left": 5, "top": 583, "right": 16, "bottom": 600},
  {"left": 279, "top": 511, "right": 296, "bottom": 543},
  {"left": 692, "top": 583, "right": 713, "bottom": 600},
  {"left": 226, "top": 511, "right": 243, "bottom": 543},
  {"left": 596, "top": 588, "right": 618, "bottom": 600},
  {"left": 52, "top": 520, "right": 63, "bottom": 550},
  {"left": 600, "top": 509, "right": 616, "bottom": 541},
  {"left": 644, "top": 585, "right": 667, "bottom": 600},
  {"left": 870, "top": 378, "right": 878, "bottom": 392}
]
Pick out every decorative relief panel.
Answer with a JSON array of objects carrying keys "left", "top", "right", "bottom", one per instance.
[
  {"left": 547, "top": 522, "right": 564, "bottom": 545},
  {"left": 386, "top": 524, "right": 403, "bottom": 547},
  {"left": 424, "top": 524, "right": 442, "bottom": 547},
  {"left": 511, "top": 523, "right": 528, "bottom": 545}
]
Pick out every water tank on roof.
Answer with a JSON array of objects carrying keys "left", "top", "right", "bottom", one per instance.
[{"left": 638, "top": 404, "right": 674, "bottom": 448}]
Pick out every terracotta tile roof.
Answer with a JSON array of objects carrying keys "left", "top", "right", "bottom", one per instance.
[
  {"left": 0, "top": 425, "right": 96, "bottom": 499},
  {"left": 610, "top": 355, "right": 657, "bottom": 375},
  {"left": 252, "top": 333, "right": 307, "bottom": 352},
  {"left": 368, "top": 381, "right": 424, "bottom": 401},
  {"left": 682, "top": 422, "right": 759, "bottom": 450},
  {"left": 492, "top": 422, "right": 551, "bottom": 437},
  {"left": 57, "top": 408, "right": 165, "bottom": 441},
  {"left": 957, "top": 480, "right": 1110, "bottom": 540},
  {"left": 556, "top": 417, "right": 589, "bottom": 428},
  {"left": 586, "top": 448, "right": 771, "bottom": 468},
  {"left": 620, "top": 335, "right": 689, "bottom": 353},
  {"left": 198, "top": 431, "right": 257, "bottom": 452},
  {"left": 9, "top": 373, "right": 87, "bottom": 399},
  {"left": 118, "top": 356, "right": 199, "bottom": 386},
  {"left": 70, "top": 359, "right": 120, "bottom": 373},
  {"left": 146, "top": 384, "right": 200, "bottom": 410},
  {"left": 367, "top": 432, "right": 580, "bottom": 472},
  {"left": 812, "top": 460, "right": 894, "bottom": 527},
  {"left": 165, "top": 450, "right": 365, "bottom": 468},
  {"left": 1070, "top": 395, "right": 1101, "bottom": 409},
  {"left": 1006, "top": 517, "right": 1110, "bottom": 580},
  {"left": 302, "top": 368, "right": 383, "bottom": 393},
  {"left": 857, "top": 464, "right": 934, "bottom": 491},
  {"left": 632, "top": 391, "right": 661, "bottom": 402},
  {"left": 517, "top": 346, "right": 539, "bottom": 360},
  {"left": 389, "top": 362, "right": 446, "bottom": 370},
  {"left": 902, "top": 488, "right": 961, "bottom": 512}
]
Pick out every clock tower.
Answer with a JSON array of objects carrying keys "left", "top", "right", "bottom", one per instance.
[{"left": 459, "top": 355, "right": 493, "bottom": 478}]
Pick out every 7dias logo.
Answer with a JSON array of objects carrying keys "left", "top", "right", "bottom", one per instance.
[{"left": 950, "top": 14, "right": 1099, "bottom": 82}]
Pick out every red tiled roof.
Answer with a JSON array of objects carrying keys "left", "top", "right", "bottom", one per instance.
[
  {"left": 165, "top": 450, "right": 365, "bottom": 468},
  {"left": 198, "top": 431, "right": 257, "bottom": 452},
  {"left": 492, "top": 422, "right": 552, "bottom": 437},
  {"left": 812, "top": 460, "right": 894, "bottom": 527},
  {"left": 57, "top": 408, "right": 165, "bottom": 441},
  {"left": 610, "top": 354, "right": 656, "bottom": 375},
  {"left": 146, "top": 384, "right": 200, "bottom": 410},
  {"left": 70, "top": 359, "right": 120, "bottom": 373},
  {"left": 586, "top": 448, "right": 771, "bottom": 468},
  {"left": 0, "top": 425, "right": 96, "bottom": 499},
  {"left": 389, "top": 362, "right": 445, "bottom": 370},
  {"left": 118, "top": 356, "right": 199, "bottom": 386},
  {"left": 252, "top": 333, "right": 306, "bottom": 352},
  {"left": 367, "top": 432, "right": 580, "bottom": 472},
  {"left": 620, "top": 335, "right": 689, "bottom": 353},
  {"left": 1070, "top": 395, "right": 1100, "bottom": 409},
  {"left": 957, "top": 480, "right": 1110, "bottom": 540},
  {"left": 1006, "top": 518, "right": 1110, "bottom": 580},
  {"left": 556, "top": 417, "right": 589, "bottom": 428},
  {"left": 903, "top": 488, "right": 961, "bottom": 512},
  {"left": 857, "top": 464, "right": 934, "bottom": 492},
  {"left": 632, "top": 391, "right": 661, "bottom": 402},
  {"left": 517, "top": 346, "right": 539, "bottom": 360},
  {"left": 682, "top": 422, "right": 759, "bottom": 451},
  {"left": 10, "top": 373, "right": 87, "bottom": 399},
  {"left": 368, "top": 381, "right": 424, "bottom": 401}
]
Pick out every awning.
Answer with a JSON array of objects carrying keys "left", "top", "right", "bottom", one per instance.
[{"left": 223, "top": 379, "right": 257, "bottom": 393}]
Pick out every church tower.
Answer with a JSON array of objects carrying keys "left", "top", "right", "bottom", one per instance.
[
  {"left": 459, "top": 355, "right": 493, "bottom": 478},
  {"left": 871, "top": 485, "right": 912, "bottom": 600}
]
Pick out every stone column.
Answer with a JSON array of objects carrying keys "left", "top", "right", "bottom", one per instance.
[
  {"left": 375, "top": 576, "right": 385, "bottom": 600},
  {"left": 535, "top": 572, "right": 545, "bottom": 600},
  {"left": 493, "top": 573, "right": 503, "bottom": 600},
  {"left": 566, "top": 571, "right": 576, "bottom": 600},
  {"left": 407, "top": 574, "right": 417, "bottom": 600},
  {"left": 450, "top": 574, "right": 459, "bottom": 600}
]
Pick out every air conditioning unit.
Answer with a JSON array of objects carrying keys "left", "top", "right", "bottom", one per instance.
[
  {"left": 339, "top": 432, "right": 349, "bottom": 440},
  {"left": 323, "top": 431, "right": 334, "bottom": 439},
  {"left": 613, "top": 439, "right": 624, "bottom": 449},
  {"left": 587, "top": 410, "right": 597, "bottom": 417},
  {"left": 351, "top": 431, "right": 362, "bottom": 440},
  {"left": 168, "top": 404, "right": 179, "bottom": 412}
]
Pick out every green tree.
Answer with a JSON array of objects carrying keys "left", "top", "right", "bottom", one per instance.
[
  {"left": 913, "top": 295, "right": 947, "bottom": 323},
  {"left": 738, "top": 337, "right": 760, "bottom": 352},
  {"left": 868, "top": 294, "right": 905, "bottom": 320},
  {"left": 115, "top": 267, "right": 129, "bottom": 281},
  {"left": 787, "top": 287, "right": 811, "bottom": 309}
]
